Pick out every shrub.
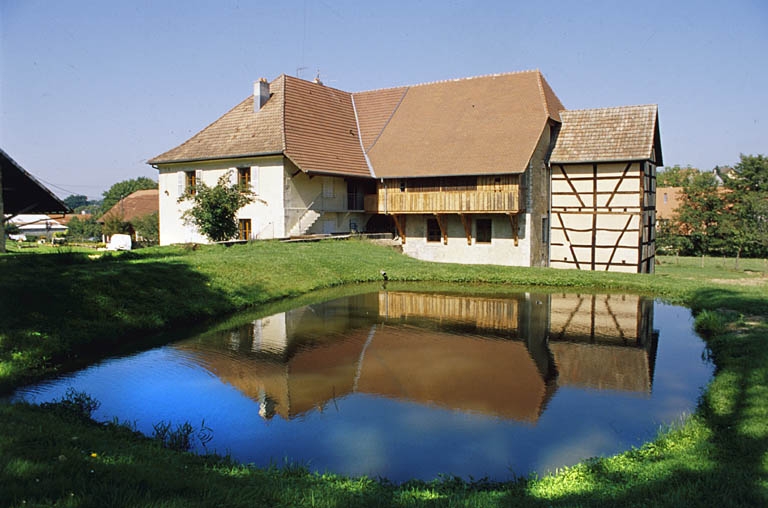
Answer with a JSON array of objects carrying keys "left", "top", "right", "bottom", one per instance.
[
  {"left": 40, "top": 388, "right": 101, "bottom": 419},
  {"left": 694, "top": 309, "right": 727, "bottom": 337}
]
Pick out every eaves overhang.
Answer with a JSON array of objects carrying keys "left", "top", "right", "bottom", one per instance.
[{"left": 149, "top": 151, "right": 285, "bottom": 168}]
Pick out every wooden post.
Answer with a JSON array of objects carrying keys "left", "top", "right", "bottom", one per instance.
[
  {"left": 507, "top": 213, "right": 519, "bottom": 247},
  {"left": 392, "top": 214, "right": 406, "bottom": 244},
  {"left": 459, "top": 214, "right": 472, "bottom": 245},
  {"left": 435, "top": 213, "right": 448, "bottom": 245}
]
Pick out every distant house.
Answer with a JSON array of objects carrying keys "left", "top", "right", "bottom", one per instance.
[
  {"left": 1, "top": 148, "right": 69, "bottom": 251},
  {"left": 55, "top": 212, "right": 94, "bottom": 227},
  {"left": 150, "top": 70, "right": 662, "bottom": 272},
  {"left": 99, "top": 189, "right": 159, "bottom": 242},
  {"left": 6, "top": 214, "right": 67, "bottom": 240},
  {"left": 656, "top": 187, "right": 683, "bottom": 224}
]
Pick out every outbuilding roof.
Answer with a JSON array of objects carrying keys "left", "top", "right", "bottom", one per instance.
[
  {"left": 99, "top": 189, "right": 159, "bottom": 223},
  {"left": 1, "top": 149, "right": 69, "bottom": 215},
  {"left": 550, "top": 105, "right": 662, "bottom": 164}
]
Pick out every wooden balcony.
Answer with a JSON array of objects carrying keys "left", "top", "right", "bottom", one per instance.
[
  {"left": 378, "top": 189, "right": 519, "bottom": 214},
  {"left": 373, "top": 175, "right": 521, "bottom": 214}
]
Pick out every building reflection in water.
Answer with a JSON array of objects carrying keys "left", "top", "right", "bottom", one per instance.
[{"left": 176, "top": 291, "right": 658, "bottom": 424}]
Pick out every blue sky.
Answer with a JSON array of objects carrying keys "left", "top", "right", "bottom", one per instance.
[{"left": 1, "top": 0, "right": 766, "bottom": 200}]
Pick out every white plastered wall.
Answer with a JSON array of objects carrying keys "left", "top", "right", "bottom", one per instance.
[
  {"left": 156, "top": 156, "right": 286, "bottom": 245},
  {"left": 401, "top": 213, "right": 531, "bottom": 266}
]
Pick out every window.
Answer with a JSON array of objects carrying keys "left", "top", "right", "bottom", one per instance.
[
  {"left": 238, "top": 219, "right": 252, "bottom": 240},
  {"left": 185, "top": 171, "right": 197, "bottom": 195},
  {"left": 663, "top": 193, "right": 668, "bottom": 204},
  {"left": 426, "top": 218, "right": 441, "bottom": 242},
  {"left": 476, "top": 219, "right": 492, "bottom": 243},
  {"left": 237, "top": 167, "right": 251, "bottom": 191}
]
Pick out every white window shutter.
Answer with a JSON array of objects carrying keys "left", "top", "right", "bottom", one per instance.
[
  {"left": 251, "top": 166, "right": 259, "bottom": 194},
  {"left": 323, "top": 177, "right": 334, "bottom": 198},
  {"left": 230, "top": 169, "right": 237, "bottom": 186},
  {"left": 177, "top": 172, "right": 184, "bottom": 196},
  {"left": 195, "top": 169, "right": 203, "bottom": 187}
]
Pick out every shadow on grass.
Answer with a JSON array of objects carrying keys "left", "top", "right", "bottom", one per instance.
[{"left": 0, "top": 251, "right": 249, "bottom": 393}]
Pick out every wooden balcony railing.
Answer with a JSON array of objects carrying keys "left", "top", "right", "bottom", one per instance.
[
  {"left": 371, "top": 176, "right": 521, "bottom": 214},
  {"left": 376, "top": 189, "right": 519, "bottom": 214}
]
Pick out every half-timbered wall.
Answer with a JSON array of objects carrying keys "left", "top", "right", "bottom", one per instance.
[{"left": 550, "top": 161, "right": 655, "bottom": 273}]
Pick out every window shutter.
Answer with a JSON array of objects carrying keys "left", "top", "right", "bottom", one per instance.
[
  {"left": 230, "top": 169, "right": 237, "bottom": 186},
  {"left": 323, "top": 177, "right": 334, "bottom": 198},
  {"left": 251, "top": 167, "right": 259, "bottom": 194},
  {"left": 177, "top": 172, "right": 184, "bottom": 196},
  {"left": 195, "top": 169, "right": 203, "bottom": 187}
]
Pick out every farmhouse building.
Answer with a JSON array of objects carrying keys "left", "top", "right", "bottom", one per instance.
[
  {"left": 149, "top": 70, "right": 662, "bottom": 273},
  {"left": 99, "top": 188, "right": 159, "bottom": 242}
]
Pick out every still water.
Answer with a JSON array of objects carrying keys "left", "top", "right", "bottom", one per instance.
[{"left": 14, "top": 290, "right": 712, "bottom": 482}]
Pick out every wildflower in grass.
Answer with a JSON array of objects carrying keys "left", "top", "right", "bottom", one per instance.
[{"left": 90, "top": 452, "right": 98, "bottom": 458}]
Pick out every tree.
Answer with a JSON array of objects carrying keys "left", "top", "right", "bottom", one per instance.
[
  {"left": 178, "top": 172, "right": 255, "bottom": 242},
  {"left": 63, "top": 194, "right": 89, "bottom": 210},
  {"left": 66, "top": 216, "right": 103, "bottom": 241},
  {"left": 132, "top": 212, "right": 159, "bottom": 244},
  {"left": 657, "top": 165, "right": 700, "bottom": 187},
  {"left": 722, "top": 154, "right": 768, "bottom": 258},
  {"left": 100, "top": 177, "right": 157, "bottom": 216},
  {"left": 102, "top": 214, "right": 132, "bottom": 238},
  {"left": 676, "top": 171, "right": 726, "bottom": 256}
]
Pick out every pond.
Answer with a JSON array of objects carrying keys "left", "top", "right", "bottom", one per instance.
[{"left": 13, "top": 288, "right": 713, "bottom": 482}]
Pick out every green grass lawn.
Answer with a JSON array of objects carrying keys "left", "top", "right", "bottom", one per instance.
[{"left": 1, "top": 241, "right": 766, "bottom": 507}]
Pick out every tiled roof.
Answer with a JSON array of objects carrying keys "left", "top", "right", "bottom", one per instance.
[
  {"left": 355, "top": 70, "right": 563, "bottom": 177},
  {"left": 52, "top": 213, "right": 93, "bottom": 226},
  {"left": 351, "top": 86, "right": 408, "bottom": 152},
  {"left": 551, "top": 105, "right": 662, "bottom": 164},
  {"left": 148, "top": 76, "right": 286, "bottom": 165},
  {"left": 100, "top": 189, "right": 159, "bottom": 222},
  {"left": 283, "top": 76, "right": 371, "bottom": 178},
  {"left": 157, "top": 71, "right": 678, "bottom": 181}
]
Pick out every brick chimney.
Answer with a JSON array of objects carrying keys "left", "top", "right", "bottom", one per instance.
[{"left": 254, "top": 78, "right": 270, "bottom": 112}]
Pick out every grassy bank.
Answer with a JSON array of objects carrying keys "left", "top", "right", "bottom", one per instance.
[{"left": 1, "top": 240, "right": 767, "bottom": 506}]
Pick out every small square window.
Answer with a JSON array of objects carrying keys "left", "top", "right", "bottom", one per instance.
[
  {"left": 476, "top": 219, "right": 492, "bottom": 243},
  {"left": 427, "top": 218, "right": 441, "bottom": 242}
]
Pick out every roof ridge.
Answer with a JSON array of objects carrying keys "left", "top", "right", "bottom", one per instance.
[
  {"left": 278, "top": 74, "right": 287, "bottom": 152},
  {"left": 148, "top": 94, "right": 254, "bottom": 164},
  {"left": 562, "top": 104, "right": 657, "bottom": 113},
  {"left": 282, "top": 73, "right": 353, "bottom": 96},
  {"left": 353, "top": 69, "right": 542, "bottom": 94},
  {"left": 365, "top": 87, "right": 410, "bottom": 153},
  {"left": 535, "top": 71, "right": 566, "bottom": 119},
  {"left": 350, "top": 95, "right": 376, "bottom": 178}
]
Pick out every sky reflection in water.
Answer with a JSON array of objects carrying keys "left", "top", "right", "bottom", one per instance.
[{"left": 14, "top": 291, "right": 712, "bottom": 482}]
